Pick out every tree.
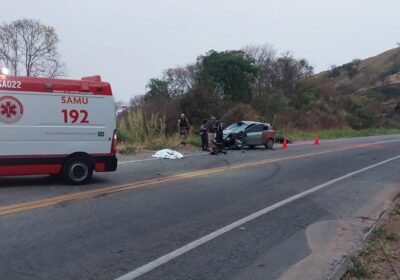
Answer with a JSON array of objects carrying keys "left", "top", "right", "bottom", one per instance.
[
  {"left": 179, "top": 86, "right": 223, "bottom": 124},
  {"left": 342, "top": 59, "right": 361, "bottom": 80},
  {"left": 164, "top": 64, "right": 198, "bottom": 97},
  {"left": 271, "top": 53, "right": 313, "bottom": 96},
  {"left": 144, "top": 64, "right": 199, "bottom": 100},
  {"left": 328, "top": 65, "right": 341, "bottom": 78},
  {"left": 144, "top": 78, "right": 170, "bottom": 100},
  {"left": 0, "top": 19, "right": 65, "bottom": 77},
  {"left": 242, "top": 44, "right": 277, "bottom": 96},
  {"left": 251, "top": 88, "right": 289, "bottom": 123},
  {"left": 196, "top": 50, "right": 259, "bottom": 102}
]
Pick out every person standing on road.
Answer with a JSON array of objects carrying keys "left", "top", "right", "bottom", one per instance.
[
  {"left": 207, "top": 116, "right": 217, "bottom": 151},
  {"left": 178, "top": 113, "right": 190, "bottom": 145},
  {"left": 200, "top": 119, "right": 208, "bottom": 151}
]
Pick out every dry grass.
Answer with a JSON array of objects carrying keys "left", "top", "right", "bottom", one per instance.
[
  {"left": 117, "top": 108, "right": 168, "bottom": 150},
  {"left": 117, "top": 109, "right": 203, "bottom": 152},
  {"left": 342, "top": 200, "right": 400, "bottom": 280}
]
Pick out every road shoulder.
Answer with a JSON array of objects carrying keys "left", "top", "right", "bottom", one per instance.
[
  {"left": 278, "top": 184, "right": 400, "bottom": 280},
  {"left": 341, "top": 195, "right": 400, "bottom": 279}
]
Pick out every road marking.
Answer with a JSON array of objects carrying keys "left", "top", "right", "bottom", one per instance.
[
  {"left": 114, "top": 154, "right": 400, "bottom": 280},
  {"left": 0, "top": 139, "right": 399, "bottom": 217},
  {"left": 119, "top": 158, "right": 158, "bottom": 164}
]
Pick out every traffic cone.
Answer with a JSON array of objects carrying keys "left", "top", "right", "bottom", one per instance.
[
  {"left": 282, "top": 137, "right": 288, "bottom": 150},
  {"left": 314, "top": 133, "right": 320, "bottom": 145}
]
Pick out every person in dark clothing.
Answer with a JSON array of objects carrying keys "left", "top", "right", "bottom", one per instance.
[
  {"left": 210, "top": 119, "right": 227, "bottom": 155},
  {"left": 207, "top": 116, "right": 217, "bottom": 151},
  {"left": 177, "top": 113, "right": 190, "bottom": 145},
  {"left": 199, "top": 119, "right": 208, "bottom": 151}
]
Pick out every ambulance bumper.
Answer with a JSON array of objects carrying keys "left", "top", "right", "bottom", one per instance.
[{"left": 103, "top": 156, "right": 118, "bottom": 172}]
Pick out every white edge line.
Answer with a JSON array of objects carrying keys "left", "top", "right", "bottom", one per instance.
[{"left": 114, "top": 154, "right": 400, "bottom": 280}]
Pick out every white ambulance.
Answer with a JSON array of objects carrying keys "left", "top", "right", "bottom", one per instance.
[{"left": 0, "top": 74, "right": 118, "bottom": 184}]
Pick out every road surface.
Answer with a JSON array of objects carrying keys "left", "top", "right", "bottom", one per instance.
[{"left": 0, "top": 135, "right": 400, "bottom": 280}]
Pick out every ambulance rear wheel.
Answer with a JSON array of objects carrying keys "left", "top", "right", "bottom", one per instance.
[{"left": 62, "top": 157, "right": 93, "bottom": 185}]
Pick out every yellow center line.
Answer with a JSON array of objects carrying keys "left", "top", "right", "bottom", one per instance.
[{"left": 0, "top": 142, "right": 387, "bottom": 216}]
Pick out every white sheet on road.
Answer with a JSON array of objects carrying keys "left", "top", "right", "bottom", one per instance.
[{"left": 152, "top": 149, "right": 184, "bottom": 159}]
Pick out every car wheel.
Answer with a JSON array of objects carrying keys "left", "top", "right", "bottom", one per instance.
[
  {"left": 62, "top": 156, "right": 93, "bottom": 185},
  {"left": 265, "top": 139, "right": 274, "bottom": 149},
  {"left": 234, "top": 139, "right": 244, "bottom": 149},
  {"left": 249, "top": 145, "right": 256, "bottom": 149}
]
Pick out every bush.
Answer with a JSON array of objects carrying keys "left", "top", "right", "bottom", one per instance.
[
  {"left": 327, "top": 65, "right": 342, "bottom": 78},
  {"left": 119, "top": 145, "right": 136, "bottom": 154},
  {"left": 187, "top": 133, "right": 202, "bottom": 147},
  {"left": 222, "top": 103, "right": 260, "bottom": 125},
  {"left": 140, "top": 96, "right": 180, "bottom": 134},
  {"left": 179, "top": 86, "right": 224, "bottom": 125},
  {"left": 251, "top": 90, "right": 289, "bottom": 124},
  {"left": 118, "top": 108, "right": 167, "bottom": 148},
  {"left": 116, "top": 129, "right": 133, "bottom": 143}
]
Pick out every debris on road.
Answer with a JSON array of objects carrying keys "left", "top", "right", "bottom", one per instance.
[
  {"left": 152, "top": 149, "right": 184, "bottom": 159},
  {"left": 275, "top": 135, "right": 293, "bottom": 144}
]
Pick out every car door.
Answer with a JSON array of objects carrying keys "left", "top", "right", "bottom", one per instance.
[
  {"left": 261, "top": 124, "right": 273, "bottom": 143},
  {"left": 245, "top": 124, "right": 264, "bottom": 146}
]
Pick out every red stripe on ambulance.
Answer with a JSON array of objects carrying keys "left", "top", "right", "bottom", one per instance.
[{"left": 0, "top": 165, "right": 62, "bottom": 176}]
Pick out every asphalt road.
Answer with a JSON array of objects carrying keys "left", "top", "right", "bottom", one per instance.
[{"left": 1, "top": 135, "right": 400, "bottom": 280}]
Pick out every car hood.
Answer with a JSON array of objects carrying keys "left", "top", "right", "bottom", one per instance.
[
  {"left": 223, "top": 129, "right": 245, "bottom": 138},
  {"left": 223, "top": 129, "right": 232, "bottom": 138}
]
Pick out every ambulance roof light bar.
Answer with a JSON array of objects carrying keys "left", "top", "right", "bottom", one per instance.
[
  {"left": 81, "top": 75, "right": 102, "bottom": 82},
  {"left": 1, "top": 67, "right": 9, "bottom": 75}
]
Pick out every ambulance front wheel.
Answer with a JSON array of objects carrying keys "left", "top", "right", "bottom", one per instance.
[{"left": 62, "top": 156, "right": 93, "bottom": 185}]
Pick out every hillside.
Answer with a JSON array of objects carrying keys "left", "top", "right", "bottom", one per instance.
[
  {"left": 307, "top": 47, "right": 400, "bottom": 129},
  {"left": 314, "top": 48, "right": 400, "bottom": 92}
]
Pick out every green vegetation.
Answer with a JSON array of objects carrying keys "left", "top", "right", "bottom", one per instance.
[
  {"left": 121, "top": 44, "right": 316, "bottom": 132},
  {"left": 187, "top": 133, "right": 202, "bottom": 147},
  {"left": 118, "top": 145, "right": 136, "bottom": 155},
  {"left": 371, "top": 226, "right": 398, "bottom": 241},
  {"left": 196, "top": 50, "right": 259, "bottom": 102},
  {"left": 117, "top": 46, "right": 400, "bottom": 152},
  {"left": 117, "top": 109, "right": 168, "bottom": 150},
  {"left": 346, "top": 257, "right": 368, "bottom": 279},
  {"left": 343, "top": 226, "right": 399, "bottom": 279},
  {"left": 117, "top": 109, "right": 203, "bottom": 150}
]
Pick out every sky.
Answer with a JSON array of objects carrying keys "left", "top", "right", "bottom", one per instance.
[{"left": 1, "top": 0, "right": 400, "bottom": 102}]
